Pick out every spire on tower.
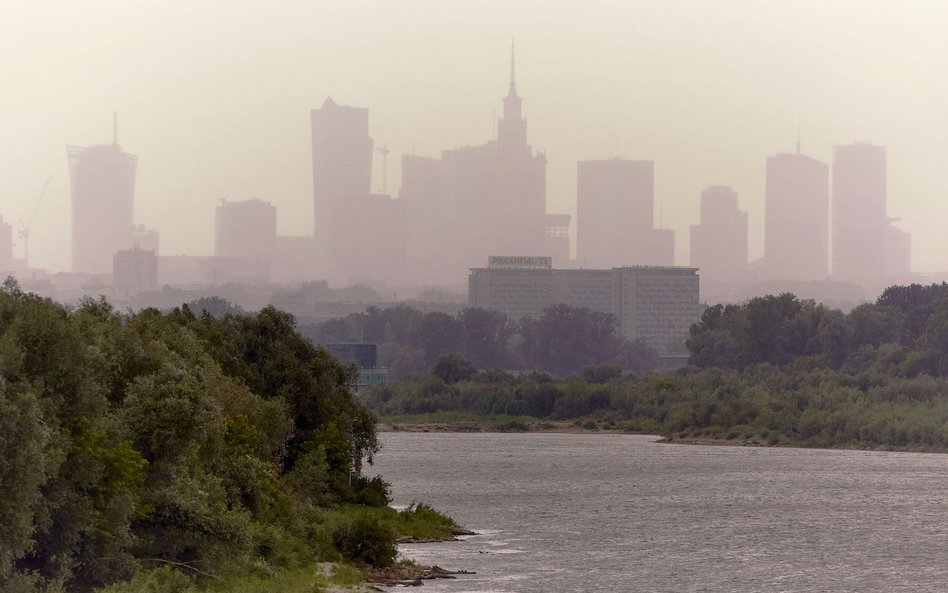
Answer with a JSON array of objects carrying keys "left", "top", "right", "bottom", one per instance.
[
  {"left": 499, "top": 39, "right": 526, "bottom": 146},
  {"left": 510, "top": 38, "right": 516, "bottom": 88}
]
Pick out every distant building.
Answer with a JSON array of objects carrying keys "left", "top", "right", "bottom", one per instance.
[
  {"left": 577, "top": 158, "right": 673, "bottom": 267},
  {"left": 328, "top": 193, "right": 405, "bottom": 285},
  {"left": 215, "top": 199, "right": 277, "bottom": 264},
  {"left": 310, "top": 98, "right": 405, "bottom": 284},
  {"left": 401, "top": 154, "right": 453, "bottom": 283},
  {"left": 577, "top": 158, "right": 651, "bottom": 267},
  {"left": 832, "top": 143, "right": 910, "bottom": 282},
  {"left": 690, "top": 185, "right": 748, "bottom": 285},
  {"left": 885, "top": 224, "right": 912, "bottom": 279},
  {"left": 468, "top": 256, "right": 699, "bottom": 354},
  {"left": 764, "top": 152, "right": 829, "bottom": 280},
  {"left": 324, "top": 343, "right": 378, "bottom": 370},
  {"left": 311, "top": 97, "right": 374, "bottom": 278},
  {"left": 398, "top": 44, "right": 570, "bottom": 284},
  {"left": 131, "top": 224, "right": 160, "bottom": 254},
  {"left": 113, "top": 247, "right": 157, "bottom": 299},
  {"left": 323, "top": 343, "right": 387, "bottom": 387},
  {"left": 67, "top": 133, "right": 137, "bottom": 274}
]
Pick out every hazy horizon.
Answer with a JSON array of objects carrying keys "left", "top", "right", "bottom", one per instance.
[{"left": 2, "top": 0, "right": 946, "bottom": 275}]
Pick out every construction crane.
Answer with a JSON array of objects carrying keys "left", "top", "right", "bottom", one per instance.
[
  {"left": 376, "top": 143, "right": 390, "bottom": 194},
  {"left": 19, "top": 175, "right": 53, "bottom": 267}
]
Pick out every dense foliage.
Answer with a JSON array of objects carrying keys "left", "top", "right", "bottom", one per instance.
[
  {"left": 688, "top": 284, "right": 948, "bottom": 376},
  {"left": 365, "top": 284, "right": 948, "bottom": 451},
  {"left": 0, "top": 281, "right": 444, "bottom": 593},
  {"left": 303, "top": 304, "right": 658, "bottom": 377}
]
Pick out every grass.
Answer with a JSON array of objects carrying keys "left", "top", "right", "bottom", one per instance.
[{"left": 326, "top": 502, "right": 458, "bottom": 541}]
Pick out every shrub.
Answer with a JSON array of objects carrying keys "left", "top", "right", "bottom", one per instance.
[{"left": 332, "top": 516, "right": 396, "bottom": 567}]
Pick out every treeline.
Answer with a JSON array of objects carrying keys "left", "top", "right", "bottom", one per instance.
[
  {"left": 0, "top": 281, "right": 444, "bottom": 593},
  {"left": 362, "top": 283, "right": 948, "bottom": 451},
  {"left": 303, "top": 303, "right": 658, "bottom": 377},
  {"left": 364, "top": 365, "right": 948, "bottom": 449},
  {"left": 689, "top": 283, "right": 948, "bottom": 376}
]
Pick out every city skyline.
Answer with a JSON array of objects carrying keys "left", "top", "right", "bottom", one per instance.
[{"left": 2, "top": 1, "right": 944, "bottom": 276}]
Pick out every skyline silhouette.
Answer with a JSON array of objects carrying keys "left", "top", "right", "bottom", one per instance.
[{"left": 1, "top": 1, "right": 942, "bottom": 286}]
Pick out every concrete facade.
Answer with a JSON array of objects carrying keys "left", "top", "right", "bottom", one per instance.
[{"left": 469, "top": 258, "right": 699, "bottom": 353}]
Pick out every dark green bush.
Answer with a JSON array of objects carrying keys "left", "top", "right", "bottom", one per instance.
[{"left": 332, "top": 516, "right": 397, "bottom": 567}]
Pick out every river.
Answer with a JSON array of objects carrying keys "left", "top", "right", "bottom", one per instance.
[{"left": 370, "top": 432, "right": 947, "bottom": 593}]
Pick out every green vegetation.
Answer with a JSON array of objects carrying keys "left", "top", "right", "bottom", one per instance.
[
  {"left": 363, "top": 284, "right": 948, "bottom": 451},
  {"left": 303, "top": 303, "right": 658, "bottom": 378},
  {"left": 0, "top": 280, "right": 454, "bottom": 593}
]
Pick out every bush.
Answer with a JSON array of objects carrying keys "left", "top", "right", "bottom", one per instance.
[
  {"left": 352, "top": 475, "right": 392, "bottom": 508},
  {"left": 332, "top": 516, "right": 396, "bottom": 567}
]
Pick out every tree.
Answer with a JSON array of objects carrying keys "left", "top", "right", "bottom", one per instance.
[
  {"left": 432, "top": 353, "right": 477, "bottom": 384},
  {"left": 460, "top": 308, "right": 514, "bottom": 369},
  {"left": 519, "top": 305, "right": 622, "bottom": 375},
  {"left": 417, "top": 312, "right": 466, "bottom": 367}
]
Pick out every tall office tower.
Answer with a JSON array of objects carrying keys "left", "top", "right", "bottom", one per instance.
[
  {"left": 690, "top": 186, "right": 748, "bottom": 284},
  {"left": 832, "top": 143, "right": 888, "bottom": 281},
  {"left": 215, "top": 199, "right": 277, "bottom": 263},
  {"left": 576, "top": 158, "right": 673, "bottom": 267},
  {"left": 67, "top": 123, "right": 137, "bottom": 274},
  {"left": 577, "top": 158, "right": 652, "bottom": 267},
  {"left": 310, "top": 97, "right": 406, "bottom": 285},
  {"left": 764, "top": 152, "right": 829, "bottom": 280},
  {"left": 310, "top": 98, "right": 373, "bottom": 264},
  {"left": 401, "top": 154, "right": 452, "bottom": 283}
]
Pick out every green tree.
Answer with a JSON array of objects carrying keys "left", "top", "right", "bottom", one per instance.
[{"left": 432, "top": 353, "right": 477, "bottom": 384}]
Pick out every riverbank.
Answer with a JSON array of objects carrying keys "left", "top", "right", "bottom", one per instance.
[
  {"left": 378, "top": 417, "right": 948, "bottom": 453},
  {"left": 378, "top": 415, "right": 633, "bottom": 434}
]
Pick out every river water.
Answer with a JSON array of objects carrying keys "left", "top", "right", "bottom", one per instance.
[{"left": 370, "top": 432, "right": 947, "bottom": 593}]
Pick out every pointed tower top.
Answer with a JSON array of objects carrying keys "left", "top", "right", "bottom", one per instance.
[
  {"left": 505, "top": 38, "right": 519, "bottom": 99},
  {"left": 510, "top": 38, "right": 516, "bottom": 86}
]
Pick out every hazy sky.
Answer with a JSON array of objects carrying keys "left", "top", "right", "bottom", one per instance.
[{"left": 2, "top": 0, "right": 947, "bottom": 274}]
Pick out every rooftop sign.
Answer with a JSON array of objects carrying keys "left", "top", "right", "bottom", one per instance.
[{"left": 487, "top": 255, "right": 553, "bottom": 269}]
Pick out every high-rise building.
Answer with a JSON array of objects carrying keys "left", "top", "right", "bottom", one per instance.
[
  {"left": 576, "top": 158, "right": 673, "bottom": 267},
  {"left": 442, "top": 45, "right": 551, "bottom": 268},
  {"left": 401, "top": 154, "right": 452, "bottom": 283},
  {"left": 832, "top": 143, "right": 888, "bottom": 281},
  {"left": 764, "top": 152, "right": 829, "bottom": 280},
  {"left": 577, "top": 158, "right": 652, "bottom": 267},
  {"left": 67, "top": 126, "right": 137, "bottom": 274},
  {"left": 311, "top": 98, "right": 406, "bottom": 285},
  {"left": 215, "top": 199, "right": 277, "bottom": 263},
  {"left": 310, "top": 98, "right": 373, "bottom": 265},
  {"left": 690, "top": 186, "right": 748, "bottom": 285},
  {"left": 398, "top": 44, "right": 570, "bottom": 283}
]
